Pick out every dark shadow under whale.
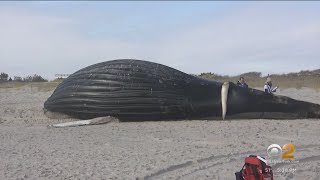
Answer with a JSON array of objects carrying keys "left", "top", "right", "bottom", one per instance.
[{"left": 44, "top": 59, "right": 320, "bottom": 121}]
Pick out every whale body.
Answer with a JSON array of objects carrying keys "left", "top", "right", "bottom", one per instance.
[{"left": 44, "top": 59, "right": 320, "bottom": 121}]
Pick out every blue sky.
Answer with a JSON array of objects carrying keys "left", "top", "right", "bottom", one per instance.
[{"left": 1, "top": 1, "right": 320, "bottom": 79}]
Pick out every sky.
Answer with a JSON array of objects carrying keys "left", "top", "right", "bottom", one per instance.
[{"left": 1, "top": 1, "right": 320, "bottom": 80}]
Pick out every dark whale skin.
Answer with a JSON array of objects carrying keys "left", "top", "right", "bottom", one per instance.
[
  {"left": 44, "top": 59, "right": 320, "bottom": 121},
  {"left": 44, "top": 59, "right": 224, "bottom": 120}
]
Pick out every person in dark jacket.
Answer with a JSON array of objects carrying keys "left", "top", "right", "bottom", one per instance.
[{"left": 236, "top": 77, "right": 249, "bottom": 88}]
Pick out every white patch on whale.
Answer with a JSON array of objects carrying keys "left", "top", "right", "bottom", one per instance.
[{"left": 221, "top": 82, "right": 230, "bottom": 120}]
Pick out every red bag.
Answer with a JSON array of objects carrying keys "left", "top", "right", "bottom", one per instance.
[{"left": 235, "top": 155, "right": 274, "bottom": 180}]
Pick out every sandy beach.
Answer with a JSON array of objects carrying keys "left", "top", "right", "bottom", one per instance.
[{"left": 1, "top": 86, "right": 320, "bottom": 180}]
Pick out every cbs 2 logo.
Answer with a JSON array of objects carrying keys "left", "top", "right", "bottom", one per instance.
[{"left": 267, "top": 143, "right": 295, "bottom": 159}]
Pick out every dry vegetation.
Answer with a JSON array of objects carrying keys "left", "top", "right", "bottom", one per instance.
[
  {"left": 0, "top": 79, "right": 63, "bottom": 91},
  {"left": 197, "top": 69, "right": 320, "bottom": 90},
  {"left": 1, "top": 69, "right": 320, "bottom": 91}
]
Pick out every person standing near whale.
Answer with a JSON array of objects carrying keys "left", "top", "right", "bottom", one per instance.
[
  {"left": 264, "top": 77, "right": 278, "bottom": 93},
  {"left": 236, "top": 77, "right": 249, "bottom": 88}
]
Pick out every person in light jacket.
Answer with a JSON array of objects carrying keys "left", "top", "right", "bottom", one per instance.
[{"left": 264, "top": 77, "right": 278, "bottom": 93}]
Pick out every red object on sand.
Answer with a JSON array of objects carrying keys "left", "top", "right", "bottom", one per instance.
[{"left": 236, "top": 155, "right": 274, "bottom": 180}]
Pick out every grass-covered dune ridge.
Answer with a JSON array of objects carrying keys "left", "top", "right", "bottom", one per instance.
[{"left": 1, "top": 69, "right": 320, "bottom": 91}]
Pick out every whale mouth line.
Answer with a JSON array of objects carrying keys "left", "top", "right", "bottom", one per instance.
[
  {"left": 193, "top": 112, "right": 306, "bottom": 120},
  {"left": 221, "top": 112, "right": 302, "bottom": 120}
]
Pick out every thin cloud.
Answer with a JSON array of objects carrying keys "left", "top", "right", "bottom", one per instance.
[
  {"left": 0, "top": 7, "right": 149, "bottom": 79},
  {"left": 1, "top": 2, "right": 320, "bottom": 80},
  {"left": 156, "top": 2, "right": 320, "bottom": 75}
]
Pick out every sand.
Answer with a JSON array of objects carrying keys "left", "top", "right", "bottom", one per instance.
[{"left": 0, "top": 86, "right": 320, "bottom": 180}]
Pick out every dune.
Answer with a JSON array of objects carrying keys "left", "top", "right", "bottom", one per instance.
[{"left": 0, "top": 85, "right": 319, "bottom": 179}]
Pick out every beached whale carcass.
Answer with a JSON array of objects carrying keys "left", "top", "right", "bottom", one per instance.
[{"left": 44, "top": 59, "right": 320, "bottom": 122}]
